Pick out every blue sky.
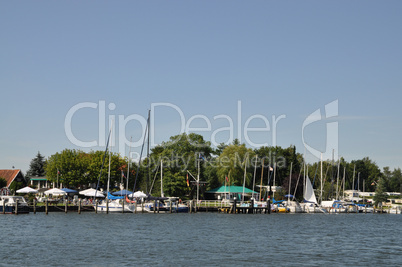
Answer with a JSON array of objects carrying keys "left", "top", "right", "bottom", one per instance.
[{"left": 1, "top": 1, "right": 401, "bottom": 173}]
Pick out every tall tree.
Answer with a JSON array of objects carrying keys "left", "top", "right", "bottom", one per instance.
[
  {"left": 373, "top": 178, "right": 388, "bottom": 207},
  {"left": 26, "top": 152, "right": 46, "bottom": 177}
]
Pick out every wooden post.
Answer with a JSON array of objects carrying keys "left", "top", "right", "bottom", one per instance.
[
  {"left": 45, "top": 200, "right": 48, "bottom": 215},
  {"left": 78, "top": 199, "right": 81, "bottom": 214},
  {"left": 233, "top": 198, "right": 237, "bottom": 214},
  {"left": 141, "top": 202, "right": 144, "bottom": 214},
  {"left": 134, "top": 202, "right": 137, "bottom": 214},
  {"left": 15, "top": 199, "right": 18, "bottom": 215},
  {"left": 106, "top": 200, "right": 109, "bottom": 214},
  {"left": 169, "top": 201, "right": 172, "bottom": 214},
  {"left": 190, "top": 200, "right": 192, "bottom": 214},
  {"left": 65, "top": 199, "right": 68, "bottom": 213},
  {"left": 122, "top": 199, "right": 124, "bottom": 214},
  {"left": 251, "top": 198, "right": 254, "bottom": 214},
  {"left": 33, "top": 198, "right": 36, "bottom": 214},
  {"left": 2, "top": 200, "right": 5, "bottom": 214},
  {"left": 157, "top": 200, "right": 160, "bottom": 213},
  {"left": 267, "top": 199, "right": 271, "bottom": 214},
  {"left": 95, "top": 201, "right": 98, "bottom": 214}
]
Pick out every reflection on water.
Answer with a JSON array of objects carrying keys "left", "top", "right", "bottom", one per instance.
[{"left": 1, "top": 213, "right": 401, "bottom": 266}]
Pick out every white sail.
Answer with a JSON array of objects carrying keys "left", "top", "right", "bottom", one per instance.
[{"left": 304, "top": 175, "right": 318, "bottom": 204}]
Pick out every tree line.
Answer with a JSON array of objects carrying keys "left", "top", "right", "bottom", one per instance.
[{"left": 25, "top": 133, "right": 402, "bottom": 200}]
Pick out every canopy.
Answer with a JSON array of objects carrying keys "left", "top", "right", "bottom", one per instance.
[
  {"left": 16, "top": 186, "right": 38, "bottom": 194},
  {"left": 107, "top": 192, "right": 124, "bottom": 200},
  {"left": 44, "top": 188, "right": 67, "bottom": 196},
  {"left": 129, "top": 191, "right": 147, "bottom": 198},
  {"left": 80, "top": 188, "right": 105, "bottom": 198},
  {"left": 61, "top": 188, "right": 78, "bottom": 194},
  {"left": 112, "top": 190, "right": 133, "bottom": 196}
]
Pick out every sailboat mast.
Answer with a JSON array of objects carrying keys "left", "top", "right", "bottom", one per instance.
[
  {"left": 252, "top": 155, "right": 257, "bottom": 200},
  {"left": 273, "top": 163, "right": 276, "bottom": 200},
  {"left": 161, "top": 160, "right": 164, "bottom": 198},
  {"left": 342, "top": 167, "right": 346, "bottom": 200},
  {"left": 352, "top": 165, "right": 356, "bottom": 191},
  {"left": 320, "top": 153, "right": 323, "bottom": 204},
  {"left": 242, "top": 156, "right": 247, "bottom": 202},
  {"left": 259, "top": 159, "right": 264, "bottom": 201},
  {"left": 126, "top": 137, "right": 131, "bottom": 196},
  {"left": 336, "top": 160, "right": 340, "bottom": 200},
  {"left": 288, "top": 162, "right": 293, "bottom": 202},
  {"left": 146, "top": 109, "right": 150, "bottom": 194}
]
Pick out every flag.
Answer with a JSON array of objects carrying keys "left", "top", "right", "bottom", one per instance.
[
  {"left": 225, "top": 176, "right": 229, "bottom": 182},
  {"left": 121, "top": 170, "right": 126, "bottom": 179},
  {"left": 186, "top": 174, "right": 189, "bottom": 187}
]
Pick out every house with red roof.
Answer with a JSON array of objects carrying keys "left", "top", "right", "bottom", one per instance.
[{"left": 0, "top": 169, "right": 26, "bottom": 188}]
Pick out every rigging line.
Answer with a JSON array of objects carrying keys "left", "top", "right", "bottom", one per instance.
[
  {"left": 95, "top": 126, "right": 112, "bottom": 198},
  {"left": 292, "top": 162, "right": 303, "bottom": 200},
  {"left": 148, "top": 164, "right": 160, "bottom": 195},
  {"left": 132, "top": 113, "right": 149, "bottom": 194}
]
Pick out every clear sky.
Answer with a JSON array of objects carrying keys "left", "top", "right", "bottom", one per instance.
[{"left": 1, "top": 1, "right": 401, "bottom": 173}]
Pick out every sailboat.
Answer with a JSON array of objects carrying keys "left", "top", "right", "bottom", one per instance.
[
  {"left": 94, "top": 121, "right": 125, "bottom": 213},
  {"left": 283, "top": 162, "right": 303, "bottom": 213},
  {"left": 301, "top": 174, "right": 326, "bottom": 213}
]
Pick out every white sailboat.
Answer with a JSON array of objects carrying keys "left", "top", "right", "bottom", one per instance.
[
  {"left": 95, "top": 121, "right": 125, "bottom": 213},
  {"left": 301, "top": 174, "right": 326, "bottom": 213}
]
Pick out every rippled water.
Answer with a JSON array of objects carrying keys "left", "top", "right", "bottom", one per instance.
[{"left": 1, "top": 212, "right": 401, "bottom": 266}]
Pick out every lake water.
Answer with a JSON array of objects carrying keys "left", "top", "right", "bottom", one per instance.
[{"left": 1, "top": 212, "right": 401, "bottom": 266}]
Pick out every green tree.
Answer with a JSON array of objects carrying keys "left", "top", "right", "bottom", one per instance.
[
  {"left": 26, "top": 152, "right": 46, "bottom": 177},
  {"left": 145, "top": 133, "right": 213, "bottom": 198},
  {"left": 216, "top": 142, "right": 255, "bottom": 187},
  {"left": 373, "top": 178, "right": 388, "bottom": 207},
  {"left": 0, "top": 177, "right": 7, "bottom": 188}
]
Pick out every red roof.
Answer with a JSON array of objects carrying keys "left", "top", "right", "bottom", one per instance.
[{"left": 0, "top": 169, "right": 23, "bottom": 187}]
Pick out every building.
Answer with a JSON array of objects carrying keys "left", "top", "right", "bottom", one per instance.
[
  {"left": 205, "top": 185, "right": 259, "bottom": 201},
  {"left": 0, "top": 169, "right": 26, "bottom": 188}
]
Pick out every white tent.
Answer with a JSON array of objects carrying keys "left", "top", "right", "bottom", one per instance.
[
  {"left": 16, "top": 186, "right": 38, "bottom": 194},
  {"left": 129, "top": 191, "right": 147, "bottom": 198},
  {"left": 44, "top": 188, "right": 66, "bottom": 196},
  {"left": 80, "top": 188, "right": 105, "bottom": 198}
]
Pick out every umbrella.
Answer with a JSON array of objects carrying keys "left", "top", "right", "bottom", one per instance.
[
  {"left": 80, "top": 188, "right": 105, "bottom": 198},
  {"left": 129, "top": 191, "right": 147, "bottom": 198},
  {"left": 79, "top": 188, "right": 97, "bottom": 195},
  {"left": 112, "top": 189, "right": 133, "bottom": 196},
  {"left": 44, "top": 188, "right": 67, "bottom": 196},
  {"left": 84, "top": 191, "right": 105, "bottom": 198},
  {"left": 61, "top": 188, "right": 78, "bottom": 194},
  {"left": 16, "top": 186, "right": 38, "bottom": 194}
]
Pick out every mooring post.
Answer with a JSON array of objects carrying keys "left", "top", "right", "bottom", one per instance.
[
  {"left": 65, "top": 199, "right": 68, "bottom": 213},
  {"left": 141, "top": 202, "right": 144, "bottom": 214},
  {"left": 190, "top": 200, "right": 193, "bottom": 214},
  {"left": 2, "top": 200, "right": 5, "bottom": 214},
  {"left": 122, "top": 199, "right": 124, "bottom": 214},
  {"left": 170, "top": 201, "right": 172, "bottom": 214},
  {"left": 78, "top": 199, "right": 81, "bottom": 214},
  {"left": 15, "top": 199, "right": 18, "bottom": 215},
  {"left": 251, "top": 198, "right": 254, "bottom": 214},
  {"left": 157, "top": 200, "right": 160, "bottom": 213},
  {"left": 45, "top": 200, "right": 48, "bottom": 215},
  {"left": 95, "top": 201, "right": 98, "bottom": 214},
  {"left": 233, "top": 197, "right": 237, "bottom": 214},
  {"left": 33, "top": 198, "right": 36, "bottom": 214},
  {"left": 268, "top": 199, "right": 271, "bottom": 214}
]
